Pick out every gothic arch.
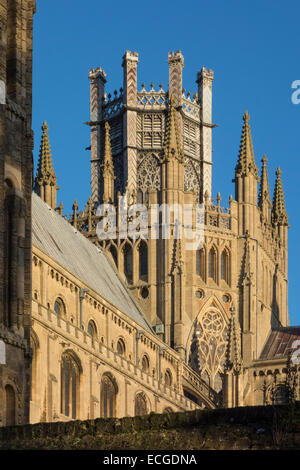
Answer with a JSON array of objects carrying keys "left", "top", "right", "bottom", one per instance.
[
  {"left": 100, "top": 372, "right": 118, "bottom": 418},
  {"left": 186, "top": 296, "right": 229, "bottom": 393},
  {"left": 208, "top": 244, "right": 218, "bottom": 283},
  {"left": 60, "top": 350, "right": 82, "bottom": 419},
  {"left": 134, "top": 391, "right": 150, "bottom": 416},
  {"left": 137, "top": 153, "right": 161, "bottom": 202},
  {"left": 137, "top": 239, "right": 148, "bottom": 282},
  {"left": 220, "top": 247, "right": 231, "bottom": 285}
]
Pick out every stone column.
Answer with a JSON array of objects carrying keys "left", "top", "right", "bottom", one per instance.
[{"left": 197, "top": 68, "right": 214, "bottom": 201}]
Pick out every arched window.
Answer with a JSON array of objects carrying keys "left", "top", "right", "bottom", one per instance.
[
  {"left": 208, "top": 247, "right": 217, "bottom": 282},
  {"left": 141, "top": 355, "right": 150, "bottom": 373},
  {"left": 116, "top": 338, "right": 126, "bottom": 356},
  {"left": 60, "top": 352, "right": 81, "bottom": 419},
  {"left": 5, "top": 385, "right": 16, "bottom": 426},
  {"left": 54, "top": 297, "right": 66, "bottom": 316},
  {"left": 196, "top": 248, "right": 205, "bottom": 279},
  {"left": 109, "top": 245, "right": 118, "bottom": 267},
  {"left": 221, "top": 249, "right": 230, "bottom": 284},
  {"left": 87, "top": 320, "right": 97, "bottom": 340},
  {"left": 135, "top": 392, "right": 148, "bottom": 416},
  {"left": 101, "top": 374, "right": 117, "bottom": 418},
  {"left": 123, "top": 243, "right": 133, "bottom": 284},
  {"left": 163, "top": 407, "right": 173, "bottom": 413},
  {"left": 164, "top": 369, "right": 172, "bottom": 386},
  {"left": 138, "top": 241, "right": 148, "bottom": 282}
]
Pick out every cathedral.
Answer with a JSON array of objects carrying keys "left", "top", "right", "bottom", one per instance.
[{"left": 0, "top": 1, "right": 299, "bottom": 428}]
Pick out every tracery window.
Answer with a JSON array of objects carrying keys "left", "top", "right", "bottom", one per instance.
[
  {"left": 101, "top": 374, "right": 117, "bottom": 418},
  {"left": 137, "top": 153, "right": 161, "bottom": 203},
  {"left": 188, "top": 309, "right": 228, "bottom": 392},
  {"left": 60, "top": 352, "right": 81, "bottom": 419},
  {"left": 135, "top": 392, "right": 148, "bottom": 416}
]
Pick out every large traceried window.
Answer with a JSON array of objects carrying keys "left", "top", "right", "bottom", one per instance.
[
  {"left": 135, "top": 392, "right": 148, "bottom": 416},
  {"left": 101, "top": 374, "right": 118, "bottom": 418},
  {"left": 60, "top": 352, "right": 81, "bottom": 419}
]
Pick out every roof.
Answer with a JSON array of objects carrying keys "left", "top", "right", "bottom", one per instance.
[
  {"left": 32, "top": 192, "right": 152, "bottom": 332},
  {"left": 259, "top": 327, "right": 300, "bottom": 360}
]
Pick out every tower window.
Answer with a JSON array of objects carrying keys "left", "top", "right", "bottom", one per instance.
[
  {"left": 123, "top": 243, "right": 133, "bottom": 284},
  {"left": 221, "top": 249, "right": 230, "bottom": 284},
  {"left": 196, "top": 248, "right": 205, "bottom": 279},
  {"left": 208, "top": 248, "right": 217, "bottom": 282},
  {"left": 139, "top": 241, "right": 148, "bottom": 282}
]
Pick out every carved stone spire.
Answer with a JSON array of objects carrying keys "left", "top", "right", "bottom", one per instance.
[
  {"left": 34, "top": 121, "right": 59, "bottom": 209},
  {"left": 272, "top": 167, "right": 288, "bottom": 225},
  {"left": 225, "top": 304, "right": 242, "bottom": 373},
  {"left": 235, "top": 111, "right": 259, "bottom": 180},
  {"left": 102, "top": 121, "right": 115, "bottom": 203},
  {"left": 258, "top": 154, "right": 271, "bottom": 220},
  {"left": 163, "top": 95, "right": 184, "bottom": 163}
]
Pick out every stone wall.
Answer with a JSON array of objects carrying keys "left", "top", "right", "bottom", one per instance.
[{"left": 0, "top": 403, "right": 299, "bottom": 450}]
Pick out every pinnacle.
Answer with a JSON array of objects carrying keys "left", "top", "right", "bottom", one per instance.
[
  {"left": 102, "top": 121, "right": 114, "bottom": 176},
  {"left": 235, "top": 111, "right": 259, "bottom": 180},
  {"left": 272, "top": 166, "right": 288, "bottom": 225},
  {"left": 258, "top": 154, "right": 271, "bottom": 210},
  {"left": 34, "top": 120, "right": 57, "bottom": 189},
  {"left": 163, "top": 94, "right": 184, "bottom": 162}
]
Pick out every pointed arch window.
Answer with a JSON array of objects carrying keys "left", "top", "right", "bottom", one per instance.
[
  {"left": 101, "top": 374, "right": 117, "bottom": 418},
  {"left": 60, "top": 352, "right": 81, "bottom": 419},
  {"left": 139, "top": 241, "right": 148, "bottom": 282},
  {"left": 196, "top": 248, "right": 205, "bottom": 279},
  {"left": 109, "top": 245, "right": 118, "bottom": 267},
  {"left": 123, "top": 243, "right": 133, "bottom": 284},
  {"left": 135, "top": 392, "right": 148, "bottom": 416},
  {"left": 221, "top": 249, "right": 230, "bottom": 284},
  {"left": 208, "top": 247, "right": 217, "bottom": 282}
]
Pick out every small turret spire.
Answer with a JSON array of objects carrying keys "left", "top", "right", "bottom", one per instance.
[
  {"left": 34, "top": 121, "right": 59, "bottom": 209},
  {"left": 235, "top": 111, "right": 259, "bottom": 180},
  {"left": 272, "top": 167, "right": 288, "bottom": 225},
  {"left": 102, "top": 121, "right": 115, "bottom": 203},
  {"left": 225, "top": 304, "right": 242, "bottom": 373},
  {"left": 258, "top": 154, "right": 271, "bottom": 220},
  {"left": 162, "top": 95, "right": 184, "bottom": 163}
]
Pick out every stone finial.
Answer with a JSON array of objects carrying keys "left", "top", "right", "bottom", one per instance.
[
  {"left": 271, "top": 167, "right": 288, "bottom": 226},
  {"left": 235, "top": 111, "right": 259, "bottom": 180},
  {"left": 258, "top": 154, "right": 271, "bottom": 211},
  {"left": 34, "top": 121, "right": 59, "bottom": 209}
]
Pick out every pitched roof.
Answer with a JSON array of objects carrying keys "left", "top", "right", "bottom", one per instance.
[
  {"left": 32, "top": 192, "right": 152, "bottom": 332},
  {"left": 260, "top": 327, "right": 300, "bottom": 360}
]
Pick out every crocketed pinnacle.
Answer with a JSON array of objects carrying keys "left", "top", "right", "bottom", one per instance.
[
  {"left": 163, "top": 95, "right": 184, "bottom": 163},
  {"left": 102, "top": 122, "right": 115, "bottom": 177},
  {"left": 34, "top": 121, "right": 56, "bottom": 186},
  {"left": 235, "top": 111, "right": 259, "bottom": 180},
  {"left": 272, "top": 167, "right": 288, "bottom": 225},
  {"left": 225, "top": 304, "right": 242, "bottom": 373},
  {"left": 258, "top": 154, "right": 271, "bottom": 209}
]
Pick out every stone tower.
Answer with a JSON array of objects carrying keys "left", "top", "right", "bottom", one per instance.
[
  {"left": 71, "top": 50, "right": 289, "bottom": 403},
  {"left": 0, "top": 0, "right": 36, "bottom": 426}
]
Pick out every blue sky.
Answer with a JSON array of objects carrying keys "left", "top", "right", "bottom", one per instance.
[{"left": 32, "top": 0, "right": 300, "bottom": 324}]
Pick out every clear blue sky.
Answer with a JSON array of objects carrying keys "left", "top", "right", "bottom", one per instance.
[{"left": 32, "top": 0, "right": 300, "bottom": 325}]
